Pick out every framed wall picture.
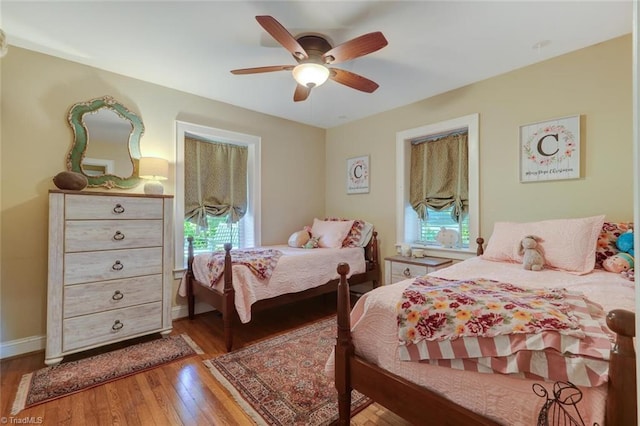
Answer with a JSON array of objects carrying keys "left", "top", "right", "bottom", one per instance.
[
  {"left": 346, "top": 155, "right": 369, "bottom": 194},
  {"left": 519, "top": 115, "right": 580, "bottom": 182}
]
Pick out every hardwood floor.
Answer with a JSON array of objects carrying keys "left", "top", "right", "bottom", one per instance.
[{"left": 1, "top": 295, "right": 411, "bottom": 425}]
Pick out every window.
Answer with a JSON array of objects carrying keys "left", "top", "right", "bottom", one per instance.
[
  {"left": 175, "top": 121, "right": 261, "bottom": 272},
  {"left": 419, "top": 207, "right": 470, "bottom": 246},
  {"left": 396, "top": 114, "right": 479, "bottom": 254}
]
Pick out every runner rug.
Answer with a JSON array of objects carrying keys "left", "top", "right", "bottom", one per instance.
[
  {"left": 205, "top": 316, "right": 372, "bottom": 426},
  {"left": 11, "top": 334, "right": 202, "bottom": 415}
]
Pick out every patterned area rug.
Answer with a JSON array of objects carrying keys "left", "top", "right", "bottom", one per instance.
[
  {"left": 11, "top": 334, "right": 202, "bottom": 415},
  {"left": 205, "top": 316, "right": 372, "bottom": 426}
]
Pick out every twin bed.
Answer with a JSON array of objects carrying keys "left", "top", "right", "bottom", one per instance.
[
  {"left": 332, "top": 216, "right": 636, "bottom": 425},
  {"left": 181, "top": 218, "right": 380, "bottom": 351}
]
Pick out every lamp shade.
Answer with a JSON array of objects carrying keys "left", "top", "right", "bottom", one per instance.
[
  {"left": 139, "top": 157, "right": 168, "bottom": 180},
  {"left": 292, "top": 63, "right": 330, "bottom": 88}
]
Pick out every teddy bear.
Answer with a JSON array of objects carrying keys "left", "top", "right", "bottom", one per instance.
[{"left": 518, "top": 235, "right": 545, "bottom": 271}]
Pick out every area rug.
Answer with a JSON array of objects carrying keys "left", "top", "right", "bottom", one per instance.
[
  {"left": 205, "top": 316, "right": 372, "bottom": 426},
  {"left": 11, "top": 334, "right": 202, "bottom": 415}
]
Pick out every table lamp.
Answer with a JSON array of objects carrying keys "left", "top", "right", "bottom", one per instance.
[{"left": 139, "top": 157, "right": 169, "bottom": 195}]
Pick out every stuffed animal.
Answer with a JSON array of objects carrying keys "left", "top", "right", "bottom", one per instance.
[
  {"left": 518, "top": 235, "right": 545, "bottom": 271},
  {"left": 603, "top": 252, "right": 634, "bottom": 274},
  {"left": 302, "top": 236, "right": 319, "bottom": 249},
  {"left": 616, "top": 230, "right": 634, "bottom": 256}
]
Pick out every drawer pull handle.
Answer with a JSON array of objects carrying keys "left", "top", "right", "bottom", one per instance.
[
  {"left": 403, "top": 267, "right": 411, "bottom": 277},
  {"left": 113, "top": 231, "right": 125, "bottom": 241},
  {"left": 112, "top": 320, "right": 124, "bottom": 331},
  {"left": 112, "top": 260, "right": 124, "bottom": 271},
  {"left": 113, "top": 204, "right": 125, "bottom": 214},
  {"left": 112, "top": 290, "right": 124, "bottom": 301}
]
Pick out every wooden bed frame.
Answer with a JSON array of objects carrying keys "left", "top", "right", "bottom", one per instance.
[
  {"left": 186, "top": 231, "right": 380, "bottom": 352},
  {"left": 335, "top": 238, "right": 637, "bottom": 426}
]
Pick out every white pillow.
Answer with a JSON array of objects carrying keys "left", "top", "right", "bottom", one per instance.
[
  {"left": 357, "top": 221, "right": 374, "bottom": 247},
  {"left": 311, "top": 218, "right": 355, "bottom": 248},
  {"left": 482, "top": 215, "right": 605, "bottom": 275},
  {"left": 288, "top": 230, "right": 310, "bottom": 248}
]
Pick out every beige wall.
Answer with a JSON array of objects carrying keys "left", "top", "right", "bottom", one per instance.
[
  {"left": 326, "top": 35, "right": 633, "bottom": 263},
  {"left": 1, "top": 47, "right": 326, "bottom": 343}
]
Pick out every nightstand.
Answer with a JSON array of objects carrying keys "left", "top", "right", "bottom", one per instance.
[{"left": 384, "top": 255, "right": 453, "bottom": 285}]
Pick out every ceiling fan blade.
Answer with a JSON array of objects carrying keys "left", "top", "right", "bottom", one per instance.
[
  {"left": 256, "top": 16, "right": 308, "bottom": 60},
  {"left": 322, "top": 31, "right": 388, "bottom": 65},
  {"left": 231, "top": 65, "right": 294, "bottom": 75},
  {"left": 330, "top": 68, "right": 379, "bottom": 93},
  {"left": 293, "top": 84, "right": 311, "bottom": 102}
]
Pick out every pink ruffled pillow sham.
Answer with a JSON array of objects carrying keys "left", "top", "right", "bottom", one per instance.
[{"left": 310, "top": 218, "right": 355, "bottom": 248}]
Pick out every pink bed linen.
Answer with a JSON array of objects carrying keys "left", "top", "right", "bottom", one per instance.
[
  {"left": 325, "top": 256, "right": 635, "bottom": 425},
  {"left": 179, "top": 246, "right": 366, "bottom": 323}
]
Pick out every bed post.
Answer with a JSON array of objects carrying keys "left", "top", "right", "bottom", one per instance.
[
  {"left": 222, "top": 243, "right": 235, "bottom": 352},
  {"left": 476, "top": 237, "right": 485, "bottom": 256},
  {"left": 370, "top": 231, "right": 380, "bottom": 288},
  {"left": 605, "top": 309, "right": 636, "bottom": 426},
  {"left": 335, "top": 263, "right": 354, "bottom": 425},
  {"left": 187, "top": 236, "right": 196, "bottom": 319}
]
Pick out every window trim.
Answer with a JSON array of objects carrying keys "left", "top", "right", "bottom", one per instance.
[
  {"left": 174, "top": 121, "right": 261, "bottom": 275},
  {"left": 395, "top": 113, "right": 479, "bottom": 257}
]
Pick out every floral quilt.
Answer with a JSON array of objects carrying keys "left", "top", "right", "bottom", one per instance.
[
  {"left": 396, "top": 276, "right": 613, "bottom": 386},
  {"left": 205, "top": 248, "right": 283, "bottom": 287},
  {"left": 397, "top": 276, "right": 583, "bottom": 343}
]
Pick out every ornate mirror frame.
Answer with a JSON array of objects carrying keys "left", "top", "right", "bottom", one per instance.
[{"left": 67, "top": 96, "right": 143, "bottom": 189}]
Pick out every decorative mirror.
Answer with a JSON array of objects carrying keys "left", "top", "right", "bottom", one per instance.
[{"left": 67, "top": 96, "right": 143, "bottom": 189}]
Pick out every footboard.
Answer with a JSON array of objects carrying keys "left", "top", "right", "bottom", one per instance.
[{"left": 186, "top": 238, "right": 235, "bottom": 350}]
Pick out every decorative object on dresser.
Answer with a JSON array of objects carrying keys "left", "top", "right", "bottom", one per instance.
[
  {"left": 384, "top": 254, "right": 452, "bottom": 285},
  {"left": 138, "top": 156, "right": 169, "bottom": 195},
  {"left": 46, "top": 190, "right": 174, "bottom": 366},
  {"left": 67, "top": 96, "right": 144, "bottom": 189},
  {"left": 52, "top": 171, "right": 88, "bottom": 191}
]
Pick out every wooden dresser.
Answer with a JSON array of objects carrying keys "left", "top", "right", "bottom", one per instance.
[{"left": 46, "top": 190, "right": 173, "bottom": 365}]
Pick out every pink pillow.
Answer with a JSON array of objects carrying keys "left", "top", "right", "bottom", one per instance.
[
  {"left": 324, "top": 217, "right": 365, "bottom": 247},
  {"left": 482, "top": 215, "right": 605, "bottom": 275},
  {"left": 311, "top": 218, "right": 354, "bottom": 248}
]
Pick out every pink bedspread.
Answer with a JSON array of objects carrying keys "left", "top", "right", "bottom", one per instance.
[
  {"left": 325, "top": 256, "right": 635, "bottom": 425},
  {"left": 179, "top": 246, "right": 366, "bottom": 323}
]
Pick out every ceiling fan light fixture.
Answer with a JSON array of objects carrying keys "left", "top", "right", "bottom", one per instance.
[{"left": 292, "top": 63, "right": 330, "bottom": 88}]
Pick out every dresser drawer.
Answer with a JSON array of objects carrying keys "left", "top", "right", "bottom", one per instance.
[
  {"left": 63, "top": 301, "right": 163, "bottom": 352},
  {"left": 65, "top": 220, "right": 163, "bottom": 252},
  {"left": 65, "top": 195, "right": 163, "bottom": 220},
  {"left": 391, "top": 262, "right": 429, "bottom": 281},
  {"left": 63, "top": 275, "right": 163, "bottom": 318},
  {"left": 64, "top": 247, "right": 163, "bottom": 285}
]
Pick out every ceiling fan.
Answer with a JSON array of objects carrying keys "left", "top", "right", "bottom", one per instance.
[{"left": 231, "top": 16, "right": 388, "bottom": 102}]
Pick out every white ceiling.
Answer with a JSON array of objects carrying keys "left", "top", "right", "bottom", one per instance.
[{"left": 2, "top": 1, "right": 633, "bottom": 129}]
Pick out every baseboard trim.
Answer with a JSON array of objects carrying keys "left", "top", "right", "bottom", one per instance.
[{"left": 0, "top": 302, "right": 216, "bottom": 359}]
